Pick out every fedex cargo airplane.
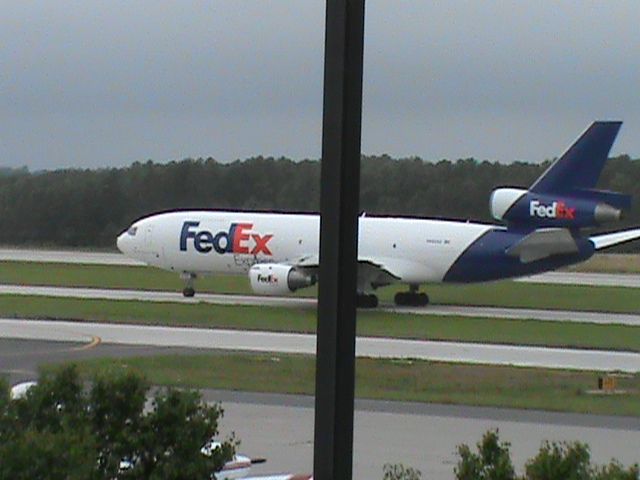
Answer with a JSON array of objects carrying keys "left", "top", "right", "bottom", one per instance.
[{"left": 117, "top": 121, "right": 640, "bottom": 308}]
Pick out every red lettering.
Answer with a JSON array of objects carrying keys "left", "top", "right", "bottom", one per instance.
[
  {"left": 251, "top": 234, "right": 273, "bottom": 255},
  {"left": 557, "top": 202, "right": 575, "bottom": 220},
  {"left": 232, "top": 223, "right": 252, "bottom": 254}
]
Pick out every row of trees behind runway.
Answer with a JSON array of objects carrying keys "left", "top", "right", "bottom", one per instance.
[{"left": 1, "top": 155, "right": 639, "bottom": 249}]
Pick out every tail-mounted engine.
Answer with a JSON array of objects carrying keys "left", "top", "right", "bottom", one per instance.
[
  {"left": 249, "top": 263, "right": 316, "bottom": 296},
  {"left": 490, "top": 187, "right": 630, "bottom": 229}
]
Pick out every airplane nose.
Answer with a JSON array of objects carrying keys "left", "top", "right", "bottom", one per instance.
[{"left": 116, "top": 232, "right": 129, "bottom": 254}]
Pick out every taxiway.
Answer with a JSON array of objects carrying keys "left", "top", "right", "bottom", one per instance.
[{"left": 1, "top": 318, "right": 638, "bottom": 372}]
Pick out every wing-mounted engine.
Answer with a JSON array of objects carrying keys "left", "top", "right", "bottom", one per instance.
[
  {"left": 490, "top": 187, "right": 629, "bottom": 229},
  {"left": 249, "top": 263, "right": 316, "bottom": 296}
]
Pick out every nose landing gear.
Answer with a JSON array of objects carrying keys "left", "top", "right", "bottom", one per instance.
[
  {"left": 183, "top": 287, "right": 195, "bottom": 297},
  {"left": 394, "top": 284, "right": 429, "bottom": 307},
  {"left": 181, "top": 272, "right": 197, "bottom": 297}
]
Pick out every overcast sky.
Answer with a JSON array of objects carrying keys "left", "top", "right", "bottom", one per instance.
[{"left": 2, "top": 1, "right": 639, "bottom": 170}]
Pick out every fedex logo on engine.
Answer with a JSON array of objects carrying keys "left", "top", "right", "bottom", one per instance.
[
  {"left": 529, "top": 200, "right": 575, "bottom": 220},
  {"left": 257, "top": 273, "right": 278, "bottom": 284},
  {"left": 180, "top": 221, "right": 273, "bottom": 255}
]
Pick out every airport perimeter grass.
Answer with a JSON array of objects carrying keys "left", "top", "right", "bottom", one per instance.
[
  {"left": 0, "top": 261, "right": 639, "bottom": 313},
  {"left": 568, "top": 253, "right": 640, "bottom": 273},
  {"left": 3, "top": 295, "right": 640, "bottom": 352},
  {"left": 72, "top": 353, "right": 640, "bottom": 417}
]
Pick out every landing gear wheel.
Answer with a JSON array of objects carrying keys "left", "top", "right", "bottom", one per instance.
[
  {"left": 417, "top": 292, "right": 429, "bottom": 306},
  {"left": 369, "top": 294, "right": 379, "bottom": 308},
  {"left": 357, "top": 294, "right": 379, "bottom": 309},
  {"left": 182, "top": 287, "right": 195, "bottom": 298},
  {"left": 394, "top": 291, "right": 429, "bottom": 307},
  {"left": 181, "top": 272, "right": 197, "bottom": 297},
  {"left": 394, "top": 292, "right": 406, "bottom": 305}
]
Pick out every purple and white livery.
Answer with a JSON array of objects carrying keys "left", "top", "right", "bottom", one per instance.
[{"left": 118, "top": 122, "right": 640, "bottom": 308}]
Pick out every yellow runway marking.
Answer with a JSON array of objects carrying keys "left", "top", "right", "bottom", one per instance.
[
  {"left": 73, "top": 335, "right": 101, "bottom": 351},
  {"left": 0, "top": 335, "right": 101, "bottom": 357}
]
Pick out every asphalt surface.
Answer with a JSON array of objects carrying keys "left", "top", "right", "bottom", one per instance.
[
  {"left": 2, "top": 318, "right": 639, "bottom": 372},
  {"left": 1, "top": 247, "right": 639, "bottom": 288},
  {"left": 1, "top": 338, "right": 638, "bottom": 479},
  {"left": 216, "top": 397, "right": 640, "bottom": 479},
  {"left": 0, "top": 337, "right": 194, "bottom": 384},
  {"left": 2, "top": 284, "right": 639, "bottom": 326}
]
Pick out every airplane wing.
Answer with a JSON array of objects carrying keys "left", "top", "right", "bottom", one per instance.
[
  {"left": 506, "top": 228, "right": 579, "bottom": 263},
  {"left": 292, "top": 254, "right": 402, "bottom": 286},
  {"left": 291, "top": 254, "right": 320, "bottom": 269},
  {"left": 590, "top": 227, "right": 640, "bottom": 250}
]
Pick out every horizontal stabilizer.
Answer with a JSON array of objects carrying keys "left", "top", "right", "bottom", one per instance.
[
  {"left": 506, "top": 228, "right": 579, "bottom": 263},
  {"left": 590, "top": 228, "right": 640, "bottom": 250},
  {"left": 572, "top": 189, "right": 632, "bottom": 211}
]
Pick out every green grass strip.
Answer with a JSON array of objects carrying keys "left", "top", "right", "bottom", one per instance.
[
  {"left": 2, "top": 295, "right": 640, "bottom": 352},
  {"left": 72, "top": 353, "right": 640, "bottom": 417},
  {"left": 0, "top": 260, "right": 639, "bottom": 312}
]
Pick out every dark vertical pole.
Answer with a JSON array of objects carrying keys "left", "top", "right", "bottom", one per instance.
[{"left": 313, "top": 1, "right": 365, "bottom": 479}]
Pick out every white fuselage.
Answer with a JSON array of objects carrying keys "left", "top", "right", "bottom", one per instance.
[{"left": 117, "top": 211, "right": 494, "bottom": 285}]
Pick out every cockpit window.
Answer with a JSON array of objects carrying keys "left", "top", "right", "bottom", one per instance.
[{"left": 127, "top": 226, "right": 138, "bottom": 236}]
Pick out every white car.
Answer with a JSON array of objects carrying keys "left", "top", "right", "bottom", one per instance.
[
  {"left": 9, "top": 381, "right": 37, "bottom": 400},
  {"left": 202, "top": 441, "right": 253, "bottom": 479}
]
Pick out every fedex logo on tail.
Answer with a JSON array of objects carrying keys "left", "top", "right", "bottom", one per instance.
[
  {"left": 180, "top": 221, "right": 273, "bottom": 255},
  {"left": 529, "top": 200, "right": 575, "bottom": 220}
]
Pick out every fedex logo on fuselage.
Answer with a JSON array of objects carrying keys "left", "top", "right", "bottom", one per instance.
[
  {"left": 529, "top": 200, "right": 575, "bottom": 220},
  {"left": 180, "top": 221, "right": 273, "bottom": 255}
]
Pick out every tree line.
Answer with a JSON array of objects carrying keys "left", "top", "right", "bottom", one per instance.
[{"left": 2, "top": 155, "right": 639, "bottom": 249}]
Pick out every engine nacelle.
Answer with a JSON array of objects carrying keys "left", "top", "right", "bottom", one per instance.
[
  {"left": 490, "top": 188, "right": 625, "bottom": 228},
  {"left": 249, "top": 263, "right": 316, "bottom": 296},
  {"left": 490, "top": 188, "right": 528, "bottom": 221}
]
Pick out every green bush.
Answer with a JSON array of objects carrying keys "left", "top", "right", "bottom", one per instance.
[
  {"left": 456, "top": 430, "right": 639, "bottom": 480},
  {"left": 525, "top": 441, "right": 592, "bottom": 480},
  {"left": 593, "top": 461, "right": 640, "bottom": 480},
  {"left": 455, "top": 430, "right": 516, "bottom": 480},
  {"left": 383, "top": 463, "right": 422, "bottom": 480},
  {"left": 0, "top": 366, "right": 235, "bottom": 480}
]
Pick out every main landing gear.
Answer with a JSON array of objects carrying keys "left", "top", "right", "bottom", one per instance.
[
  {"left": 181, "top": 272, "right": 197, "bottom": 297},
  {"left": 357, "top": 293, "right": 379, "bottom": 309},
  {"left": 394, "top": 284, "right": 429, "bottom": 307}
]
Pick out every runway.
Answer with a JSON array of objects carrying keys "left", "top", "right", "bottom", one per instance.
[
  {"left": 1, "top": 247, "right": 639, "bottom": 287},
  {"left": 2, "top": 283, "right": 639, "bottom": 325},
  {"left": 1, "top": 318, "right": 639, "bottom": 372},
  {"left": 1, "top": 337, "right": 638, "bottom": 479},
  {"left": 515, "top": 271, "right": 640, "bottom": 288},
  {"left": 0, "top": 248, "right": 144, "bottom": 266}
]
